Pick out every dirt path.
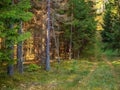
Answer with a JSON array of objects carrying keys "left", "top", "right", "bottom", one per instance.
[
  {"left": 78, "top": 56, "right": 120, "bottom": 89},
  {"left": 102, "top": 56, "right": 120, "bottom": 89},
  {"left": 78, "top": 62, "right": 98, "bottom": 86}
]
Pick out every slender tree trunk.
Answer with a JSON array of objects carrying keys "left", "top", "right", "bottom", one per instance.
[
  {"left": 17, "top": 0, "right": 23, "bottom": 74},
  {"left": 46, "top": 0, "right": 51, "bottom": 70},
  {"left": 7, "top": 25, "right": 14, "bottom": 76},
  {"left": 57, "top": 26, "right": 60, "bottom": 63},
  {"left": 69, "top": 2, "right": 74, "bottom": 60},
  {"left": 69, "top": 22, "right": 72, "bottom": 60},
  {"left": 69, "top": 3, "right": 73, "bottom": 60},
  {"left": 17, "top": 20, "right": 23, "bottom": 73},
  {"left": 7, "top": 0, "right": 14, "bottom": 76},
  {"left": 52, "top": 15, "right": 60, "bottom": 63},
  {"left": 77, "top": 50, "right": 80, "bottom": 59}
]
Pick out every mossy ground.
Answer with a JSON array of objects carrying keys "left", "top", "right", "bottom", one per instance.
[{"left": 0, "top": 58, "right": 120, "bottom": 90}]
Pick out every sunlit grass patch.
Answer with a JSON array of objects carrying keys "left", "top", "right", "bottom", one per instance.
[
  {"left": 112, "top": 60, "right": 120, "bottom": 66},
  {"left": 112, "top": 60, "right": 120, "bottom": 83},
  {"left": 0, "top": 59, "right": 119, "bottom": 90}
]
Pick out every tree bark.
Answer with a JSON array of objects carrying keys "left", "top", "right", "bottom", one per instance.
[
  {"left": 46, "top": 0, "right": 51, "bottom": 70},
  {"left": 7, "top": 25, "right": 14, "bottom": 76},
  {"left": 7, "top": 0, "right": 14, "bottom": 76},
  {"left": 17, "top": 20, "right": 23, "bottom": 73}
]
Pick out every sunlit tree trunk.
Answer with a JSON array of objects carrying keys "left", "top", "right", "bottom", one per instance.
[{"left": 46, "top": 0, "right": 51, "bottom": 70}]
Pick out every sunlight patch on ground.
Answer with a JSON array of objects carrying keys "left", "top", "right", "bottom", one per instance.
[
  {"left": 66, "top": 74, "right": 77, "bottom": 82},
  {"left": 112, "top": 60, "right": 120, "bottom": 65}
]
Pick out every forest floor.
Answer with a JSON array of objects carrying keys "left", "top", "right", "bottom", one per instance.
[{"left": 0, "top": 57, "right": 120, "bottom": 90}]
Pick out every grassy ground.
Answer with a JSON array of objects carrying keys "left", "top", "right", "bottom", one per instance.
[{"left": 0, "top": 58, "right": 120, "bottom": 90}]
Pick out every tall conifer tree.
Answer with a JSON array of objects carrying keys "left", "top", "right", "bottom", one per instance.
[
  {"left": 101, "top": 0, "right": 120, "bottom": 53},
  {"left": 0, "top": 0, "right": 32, "bottom": 76},
  {"left": 64, "top": 0, "right": 96, "bottom": 58}
]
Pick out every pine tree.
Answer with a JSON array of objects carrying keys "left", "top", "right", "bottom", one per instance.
[{"left": 0, "top": 0, "right": 32, "bottom": 76}]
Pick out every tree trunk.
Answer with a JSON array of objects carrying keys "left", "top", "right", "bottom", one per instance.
[
  {"left": 7, "top": 25, "right": 14, "bottom": 76},
  {"left": 17, "top": 20, "right": 23, "bottom": 73},
  {"left": 7, "top": 0, "right": 14, "bottom": 76},
  {"left": 46, "top": 0, "right": 51, "bottom": 70}
]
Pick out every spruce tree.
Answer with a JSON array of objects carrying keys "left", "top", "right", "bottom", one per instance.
[
  {"left": 101, "top": 4, "right": 113, "bottom": 50},
  {"left": 64, "top": 0, "right": 96, "bottom": 58},
  {"left": 101, "top": 0, "right": 120, "bottom": 53}
]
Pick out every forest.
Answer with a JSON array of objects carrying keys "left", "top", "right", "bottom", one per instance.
[{"left": 0, "top": 0, "right": 120, "bottom": 90}]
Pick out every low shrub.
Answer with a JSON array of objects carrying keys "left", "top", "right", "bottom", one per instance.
[{"left": 27, "top": 64, "right": 41, "bottom": 72}]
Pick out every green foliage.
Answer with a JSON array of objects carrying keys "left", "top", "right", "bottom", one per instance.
[
  {"left": 17, "top": 32, "right": 31, "bottom": 43},
  {"left": 0, "top": 0, "right": 33, "bottom": 21},
  {"left": 64, "top": 0, "right": 97, "bottom": 57},
  {"left": 69, "top": 60, "right": 79, "bottom": 73},
  {"left": 103, "top": 49, "right": 118, "bottom": 57},
  {"left": 0, "top": 0, "right": 33, "bottom": 65},
  {"left": 101, "top": 0, "right": 120, "bottom": 54},
  {"left": 27, "top": 64, "right": 41, "bottom": 72}
]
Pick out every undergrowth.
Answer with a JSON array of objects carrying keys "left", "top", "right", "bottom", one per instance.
[{"left": 0, "top": 59, "right": 120, "bottom": 90}]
